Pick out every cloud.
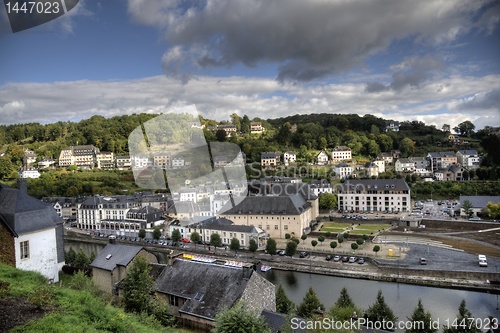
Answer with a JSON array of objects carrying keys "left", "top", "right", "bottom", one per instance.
[
  {"left": 1, "top": 73, "right": 499, "bottom": 131},
  {"left": 127, "top": 0, "right": 497, "bottom": 83}
]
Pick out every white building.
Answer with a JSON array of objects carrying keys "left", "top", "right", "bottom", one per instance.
[
  {"left": 283, "top": 151, "right": 297, "bottom": 165},
  {"left": 0, "top": 182, "right": 65, "bottom": 282},
  {"left": 456, "top": 150, "right": 480, "bottom": 169},
  {"left": 334, "top": 162, "right": 353, "bottom": 179},
  {"left": 316, "top": 151, "right": 329, "bottom": 165},
  {"left": 337, "top": 179, "right": 411, "bottom": 213},
  {"left": 19, "top": 169, "right": 41, "bottom": 179},
  {"left": 331, "top": 146, "right": 352, "bottom": 162}
]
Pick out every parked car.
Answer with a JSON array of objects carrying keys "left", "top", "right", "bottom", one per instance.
[
  {"left": 348, "top": 256, "right": 357, "bottom": 263},
  {"left": 341, "top": 256, "right": 349, "bottom": 262},
  {"left": 325, "top": 255, "right": 333, "bottom": 261},
  {"left": 333, "top": 255, "right": 341, "bottom": 262},
  {"left": 420, "top": 258, "right": 427, "bottom": 265},
  {"left": 299, "top": 251, "right": 309, "bottom": 258},
  {"left": 181, "top": 237, "right": 191, "bottom": 243},
  {"left": 358, "top": 257, "right": 365, "bottom": 264},
  {"left": 277, "top": 250, "right": 286, "bottom": 256}
]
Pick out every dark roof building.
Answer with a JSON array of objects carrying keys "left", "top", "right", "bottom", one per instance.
[{"left": 154, "top": 259, "right": 275, "bottom": 331}]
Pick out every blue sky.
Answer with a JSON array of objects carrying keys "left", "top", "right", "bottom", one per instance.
[{"left": 0, "top": 0, "right": 499, "bottom": 130}]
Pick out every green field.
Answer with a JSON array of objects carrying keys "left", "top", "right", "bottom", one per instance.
[
  {"left": 320, "top": 222, "right": 352, "bottom": 233},
  {"left": 321, "top": 222, "right": 390, "bottom": 235}
]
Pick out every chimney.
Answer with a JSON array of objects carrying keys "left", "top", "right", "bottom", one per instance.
[{"left": 17, "top": 179, "right": 27, "bottom": 194}]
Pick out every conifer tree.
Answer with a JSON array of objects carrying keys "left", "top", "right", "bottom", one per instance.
[
  {"left": 406, "top": 299, "right": 437, "bottom": 333},
  {"left": 297, "top": 287, "right": 324, "bottom": 319},
  {"left": 276, "top": 284, "right": 295, "bottom": 314},
  {"left": 443, "top": 300, "right": 481, "bottom": 333},
  {"left": 366, "top": 290, "right": 397, "bottom": 330}
]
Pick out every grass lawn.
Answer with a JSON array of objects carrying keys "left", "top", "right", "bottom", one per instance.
[
  {"left": 355, "top": 224, "right": 391, "bottom": 231},
  {"left": 321, "top": 222, "right": 352, "bottom": 229},
  {"left": 320, "top": 227, "right": 346, "bottom": 233}
]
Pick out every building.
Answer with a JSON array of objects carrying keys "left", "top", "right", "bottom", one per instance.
[
  {"left": 372, "top": 159, "right": 385, "bottom": 174},
  {"left": 96, "top": 151, "right": 115, "bottom": 169},
  {"left": 213, "top": 155, "right": 228, "bottom": 168},
  {"left": 171, "top": 156, "right": 185, "bottom": 168},
  {"left": 456, "top": 150, "right": 480, "bottom": 169},
  {"left": 116, "top": 156, "right": 131, "bottom": 169},
  {"left": 154, "top": 258, "right": 275, "bottom": 331},
  {"left": 378, "top": 152, "right": 393, "bottom": 165},
  {"left": 364, "top": 162, "right": 379, "bottom": 178},
  {"left": 394, "top": 158, "right": 415, "bottom": 173},
  {"left": 216, "top": 124, "right": 237, "bottom": 137},
  {"left": 337, "top": 179, "right": 411, "bottom": 213},
  {"left": 58, "top": 145, "right": 100, "bottom": 168},
  {"left": 153, "top": 152, "right": 171, "bottom": 169},
  {"left": 0, "top": 182, "right": 64, "bottom": 282},
  {"left": 90, "top": 242, "right": 157, "bottom": 294},
  {"left": 427, "top": 151, "right": 457, "bottom": 172},
  {"left": 315, "top": 151, "right": 329, "bottom": 165},
  {"left": 23, "top": 148, "right": 37, "bottom": 167},
  {"left": 261, "top": 152, "right": 281, "bottom": 169},
  {"left": 283, "top": 151, "right": 297, "bottom": 165},
  {"left": 334, "top": 162, "right": 353, "bottom": 179},
  {"left": 101, "top": 205, "right": 164, "bottom": 237},
  {"left": 385, "top": 120, "right": 400, "bottom": 132},
  {"left": 250, "top": 122, "right": 264, "bottom": 134},
  {"left": 42, "top": 197, "right": 79, "bottom": 221},
  {"left": 38, "top": 158, "right": 55, "bottom": 169},
  {"left": 310, "top": 179, "right": 333, "bottom": 196},
  {"left": 184, "top": 217, "right": 267, "bottom": 248},
  {"left": 331, "top": 146, "right": 352, "bottom": 162},
  {"left": 459, "top": 196, "right": 500, "bottom": 218},
  {"left": 18, "top": 169, "right": 41, "bottom": 179},
  {"left": 218, "top": 190, "right": 318, "bottom": 239},
  {"left": 435, "top": 165, "right": 465, "bottom": 181}
]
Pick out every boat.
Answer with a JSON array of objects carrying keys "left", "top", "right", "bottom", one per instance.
[{"left": 261, "top": 265, "right": 271, "bottom": 272}]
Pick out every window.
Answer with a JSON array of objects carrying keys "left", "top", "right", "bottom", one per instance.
[
  {"left": 284, "top": 225, "right": 288, "bottom": 230},
  {"left": 169, "top": 295, "right": 179, "bottom": 307},
  {"left": 20, "top": 241, "right": 29, "bottom": 259},
  {"left": 274, "top": 225, "right": 279, "bottom": 230},
  {"left": 266, "top": 225, "right": 270, "bottom": 230}
]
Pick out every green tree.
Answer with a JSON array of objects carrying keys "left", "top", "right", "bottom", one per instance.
[
  {"left": 138, "top": 228, "right": 146, "bottom": 239},
  {"left": 366, "top": 290, "right": 397, "bottom": 330},
  {"left": 351, "top": 243, "right": 358, "bottom": 251},
  {"left": 215, "top": 129, "right": 227, "bottom": 142},
  {"left": 406, "top": 299, "right": 437, "bottom": 333},
  {"left": 230, "top": 237, "right": 240, "bottom": 254},
  {"left": 171, "top": 229, "right": 181, "bottom": 243},
  {"left": 454, "top": 121, "right": 475, "bottom": 137},
  {"left": 190, "top": 231, "right": 200, "bottom": 249},
  {"left": 121, "top": 256, "right": 154, "bottom": 313},
  {"left": 486, "top": 202, "right": 500, "bottom": 219},
  {"left": 213, "top": 301, "right": 272, "bottom": 333},
  {"left": 297, "top": 287, "right": 324, "bottom": 319},
  {"left": 266, "top": 238, "right": 277, "bottom": 255},
  {"left": 0, "top": 156, "right": 15, "bottom": 179},
  {"left": 373, "top": 245, "right": 381, "bottom": 256},
  {"left": 335, "top": 287, "right": 355, "bottom": 308},
  {"left": 210, "top": 233, "right": 222, "bottom": 253},
  {"left": 311, "top": 240, "right": 318, "bottom": 249},
  {"left": 65, "top": 247, "right": 76, "bottom": 265},
  {"left": 400, "top": 137, "right": 416, "bottom": 157},
  {"left": 330, "top": 287, "right": 362, "bottom": 322},
  {"left": 462, "top": 200, "right": 474, "bottom": 218},
  {"left": 285, "top": 240, "right": 298, "bottom": 258},
  {"left": 356, "top": 239, "right": 364, "bottom": 246},
  {"left": 319, "top": 193, "right": 337, "bottom": 210},
  {"left": 285, "top": 233, "right": 291, "bottom": 240},
  {"left": 74, "top": 249, "right": 90, "bottom": 267},
  {"left": 292, "top": 237, "right": 300, "bottom": 245},
  {"left": 152, "top": 227, "right": 162, "bottom": 240},
  {"left": 318, "top": 235, "right": 325, "bottom": 246},
  {"left": 330, "top": 241, "right": 337, "bottom": 250},
  {"left": 276, "top": 284, "right": 295, "bottom": 314},
  {"left": 338, "top": 236, "right": 344, "bottom": 247},
  {"left": 249, "top": 239, "right": 258, "bottom": 256},
  {"left": 443, "top": 300, "right": 481, "bottom": 333},
  {"left": 301, "top": 234, "right": 307, "bottom": 242}
]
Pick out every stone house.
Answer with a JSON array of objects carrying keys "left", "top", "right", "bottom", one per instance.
[
  {"left": 90, "top": 242, "right": 157, "bottom": 294},
  {"left": 154, "top": 258, "right": 275, "bottom": 332}
]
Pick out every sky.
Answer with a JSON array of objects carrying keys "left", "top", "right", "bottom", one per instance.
[{"left": 0, "top": 0, "right": 499, "bottom": 131}]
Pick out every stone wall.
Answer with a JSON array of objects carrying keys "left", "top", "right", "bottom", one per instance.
[{"left": 0, "top": 222, "right": 15, "bottom": 267}]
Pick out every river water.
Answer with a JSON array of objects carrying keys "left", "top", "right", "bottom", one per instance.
[{"left": 259, "top": 269, "right": 499, "bottom": 331}]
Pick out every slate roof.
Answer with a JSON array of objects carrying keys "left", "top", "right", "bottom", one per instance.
[
  {"left": 0, "top": 183, "right": 61, "bottom": 235},
  {"left": 428, "top": 151, "right": 456, "bottom": 158},
  {"left": 155, "top": 259, "right": 254, "bottom": 320},
  {"left": 459, "top": 196, "right": 500, "bottom": 209},
  {"left": 220, "top": 194, "right": 311, "bottom": 216},
  {"left": 261, "top": 310, "right": 307, "bottom": 333},
  {"left": 457, "top": 150, "right": 478, "bottom": 155},
  {"left": 90, "top": 243, "right": 143, "bottom": 271},
  {"left": 189, "top": 217, "right": 259, "bottom": 233}
]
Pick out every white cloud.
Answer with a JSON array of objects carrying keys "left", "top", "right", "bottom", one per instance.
[
  {"left": 0, "top": 73, "right": 498, "bottom": 131},
  {"left": 127, "top": 0, "right": 498, "bottom": 83}
]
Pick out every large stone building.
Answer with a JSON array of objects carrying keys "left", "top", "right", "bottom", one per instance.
[
  {"left": 331, "top": 146, "right": 352, "bottom": 162},
  {"left": 0, "top": 182, "right": 65, "bottom": 282},
  {"left": 337, "top": 179, "right": 411, "bottom": 213},
  {"left": 58, "top": 145, "right": 100, "bottom": 168}
]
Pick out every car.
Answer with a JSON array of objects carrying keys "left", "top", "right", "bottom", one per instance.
[
  {"left": 325, "top": 255, "right": 333, "bottom": 261},
  {"left": 358, "top": 257, "right": 365, "bottom": 264},
  {"left": 348, "top": 256, "right": 357, "bottom": 263},
  {"left": 420, "top": 258, "right": 427, "bottom": 265},
  {"left": 277, "top": 250, "right": 286, "bottom": 256},
  {"left": 299, "top": 251, "right": 309, "bottom": 258},
  {"left": 341, "top": 256, "right": 349, "bottom": 262},
  {"left": 333, "top": 255, "right": 341, "bottom": 262},
  {"left": 181, "top": 237, "right": 191, "bottom": 243},
  {"left": 469, "top": 217, "right": 482, "bottom": 221}
]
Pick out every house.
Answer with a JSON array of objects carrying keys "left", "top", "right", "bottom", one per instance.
[
  {"left": 90, "top": 242, "right": 157, "bottom": 294},
  {"left": 101, "top": 205, "right": 164, "bottom": 237},
  {"left": 394, "top": 158, "right": 415, "bottom": 173},
  {"left": 334, "top": 162, "right": 353, "bottom": 179},
  {"left": 131, "top": 154, "right": 152, "bottom": 169},
  {"left": 435, "top": 165, "right": 466, "bottom": 181},
  {"left": 283, "top": 151, "right": 297, "bottom": 165},
  {"left": 459, "top": 196, "right": 500, "bottom": 218},
  {"left": 42, "top": 196, "right": 79, "bottom": 221},
  {"left": 364, "top": 162, "right": 379, "bottom": 178},
  {"left": 261, "top": 152, "right": 281, "bottom": 169},
  {"left": 372, "top": 159, "right": 385, "bottom": 174},
  {"left": 331, "top": 146, "right": 352, "bottom": 162},
  {"left": 427, "top": 151, "right": 457, "bottom": 172},
  {"left": 310, "top": 179, "right": 333, "bottom": 196},
  {"left": 411, "top": 157, "right": 429, "bottom": 175},
  {"left": 116, "top": 156, "right": 131, "bottom": 169},
  {"left": 213, "top": 155, "right": 228, "bottom": 168},
  {"left": 315, "top": 151, "right": 329, "bottom": 165},
  {"left": 456, "top": 150, "right": 480, "bottom": 169},
  {"left": 250, "top": 122, "right": 264, "bottom": 134},
  {"left": 337, "top": 179, "right": 411, "bottom": 213},
  {"left": 0, "top": 182, "right": 64, "bottom": 282},
  {"left": 385, "top": 120, "right": 400, "bottom": 132},
  {"left": 18, "top": 169, "right": 41, "bottom": 179},
  {"left": 216, "top": 124, "right": 237, "bottom": 137},
  {"left": 154, "top": 258, "right": 276, "bottom": 331},
  {"left": 378, "top": 152, "right": 393, "bottom": 165},
  {"left": 261, "top": 310, "right": 307, "bottom": 333},
  {"left": 23, "top": 148, "right": 37, "bottom": 167},
  {"left": 171, "top": 155, "right": 185, "bottom": 168},
  {"left": 38, "top": 158, "right": 56, "bottom": 169},
  {"left": 153, "top": 152, "right": 171, "bottom": 169}
]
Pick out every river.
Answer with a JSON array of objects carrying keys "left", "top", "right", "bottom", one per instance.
[{"left": 259, "top": 269, "right": 499, "bottom": 331}]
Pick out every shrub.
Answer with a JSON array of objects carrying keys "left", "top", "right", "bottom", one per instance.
[{"left": 29, "top": 285, "right": 55, "bottom": 309}]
